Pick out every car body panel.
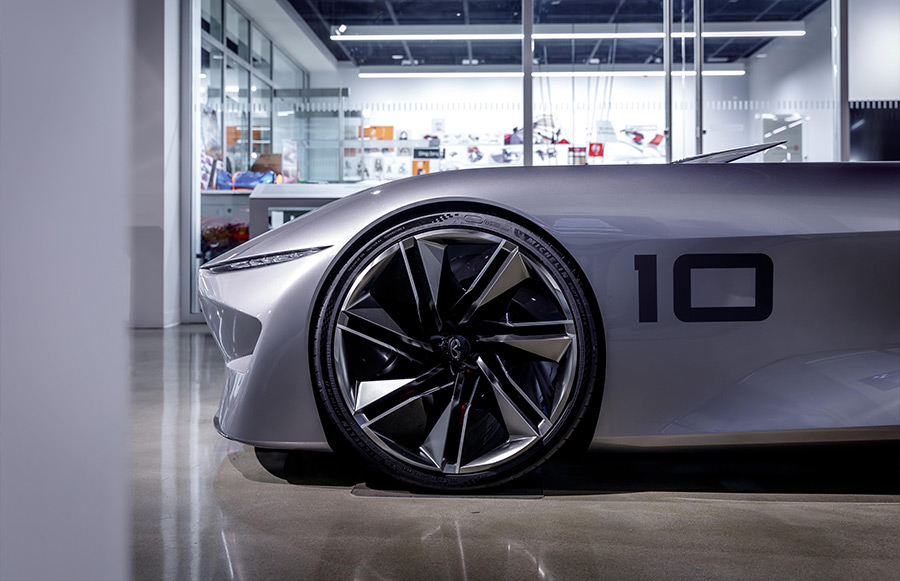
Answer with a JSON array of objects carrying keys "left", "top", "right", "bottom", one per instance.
[{"left": 199, "top": 163, "right": 900, "bottom": 450}]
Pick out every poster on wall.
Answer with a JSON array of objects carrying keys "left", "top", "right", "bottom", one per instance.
[
  {"left": 282, "top": 139, "right": 299, "bottom": 183},
  {"left": 595, "top": 120, "right": 618, "bottom": 143}
]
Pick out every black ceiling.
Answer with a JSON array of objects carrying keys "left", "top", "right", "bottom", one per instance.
[{"left": 286, "top": 0, "right": 828, "bottom": 67}]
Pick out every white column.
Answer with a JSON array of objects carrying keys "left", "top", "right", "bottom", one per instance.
[
  {"left": 131, "top": 0, "right": 183, "bottom": 328},
  {"left": 0, "top": 1, "right": 131, "bottom": 579},
  {"left": 832, "top": 0, "right": 850, "bottom": 161},
  {"left": 694, "top": 0, "right": 704, "bottom": 154},
  {"left": 522, "top": 0, "right": 534, "bottom": 166}
]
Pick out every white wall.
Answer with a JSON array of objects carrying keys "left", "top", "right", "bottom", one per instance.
[
  {"left": 131, "top": 0, "right": 182, "bottom": 328},
  {"left": 849, "top": 0, "right": 900, "bottom": 100},
  {"left": 0, "top": 1, "right": 131, "bottom": 579},
  {"left": 314, "top": 68, "right": 526, "bottom": 139},
  {"left": 745, "top": 1, "right": 836, "bottom": 161}
]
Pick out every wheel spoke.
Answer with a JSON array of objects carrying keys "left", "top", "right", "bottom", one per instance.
[
  {"left": 340, "top": 302, "right": 434, "bottom": 360},
  {"left": 477, "top": 319, "right": 574, "bottom": 337},
  {"left": 419, "top": 371, "right": 478, "bottom": 472},
  {"left": 400, "top": 237, "right": 445, "bottom": 335},
  {"left": 451, "top": 242, "right": 530, "bottom": 325},
  {"left": 476, "top": 356, "right": 549, "bottom": 438},
  {"left": 356, "top": 366, "right": 452, "bottom": 423},
  {"left": 477, "top": 331, "right": 573, "bottom": 363}
]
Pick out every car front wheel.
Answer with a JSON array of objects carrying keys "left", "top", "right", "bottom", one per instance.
[{"left": 314, "top": 211, "right": 599, "bottom": 490}]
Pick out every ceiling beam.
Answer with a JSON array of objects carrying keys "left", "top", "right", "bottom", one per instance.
[
  {"left": 463, "top": 0, "right": 473, "bottom": 63},
  {"left": 301, "top": 0, "right": 357, "bottom": 64},
  {"left": 708, "top": 0, "right": 786, "bottom": 59},
  {"left": 383, "top": 0, "right": 414, "bottom": 62}
]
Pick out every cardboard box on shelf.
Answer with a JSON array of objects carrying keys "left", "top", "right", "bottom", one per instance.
[
  {"left": 359, "top": 126, "right": 394, "bottom": 140},
  {"left": 251, "top": 153, "right": 282, "bottom": 174}
]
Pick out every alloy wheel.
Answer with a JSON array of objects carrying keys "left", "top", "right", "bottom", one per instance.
[{"left": 333, "top": 228, "right": 579, "bottom": 474}]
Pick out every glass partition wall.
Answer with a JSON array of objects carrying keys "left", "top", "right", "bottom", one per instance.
[
  {"left": 318, "top": 2, "right": 526, "bottom": 179},
  {"left": 190, "top": 0, "right": 309, "bottom": 315},
  {"left": 532, "top": 0, "right": 668, "bottom": 165},
  {"left": 699, "top": 0, "right": 836, "bottom": 162},
  {"left": 186, "top": 0, "right": 848, "bottom": 320}
]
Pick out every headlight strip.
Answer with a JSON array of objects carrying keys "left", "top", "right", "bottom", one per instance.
[{"left": 202, "top": 246, "right": 330, "bottom": 273}]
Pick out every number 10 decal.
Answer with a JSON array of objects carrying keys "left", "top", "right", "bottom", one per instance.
[{"left": 634, "top": 253, "right": 774, "bottom": 323}]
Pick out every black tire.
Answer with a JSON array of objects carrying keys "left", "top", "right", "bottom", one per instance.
[{"left": 313, "top": 211, "right": 599, "bottom": 490}]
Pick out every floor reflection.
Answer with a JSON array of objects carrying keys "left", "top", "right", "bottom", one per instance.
[{"left": 132, "top": 327, "right": 900, "bottom": 581}]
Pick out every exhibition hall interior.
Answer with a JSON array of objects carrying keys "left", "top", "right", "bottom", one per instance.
[{"left": 0, "top": 0, "right": 897, "bottom": 580}]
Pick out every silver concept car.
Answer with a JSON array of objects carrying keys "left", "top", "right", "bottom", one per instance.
[{"left": 199, "top": 161, "right": 900, "bottom": 490}]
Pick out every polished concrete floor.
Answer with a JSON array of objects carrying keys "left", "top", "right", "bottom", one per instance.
[{"left": 132, "top": 326, "right": 900, "bottom": 580}]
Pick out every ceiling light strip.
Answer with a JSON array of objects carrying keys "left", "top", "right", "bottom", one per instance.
[
  {"left": 358, "top": 70, "right": 745, "bottom": 79},
  {"left": 332, "top": 34, "right": 524, "bottom": 42},
  {"left": 533, "top": 32, "right": 664, "bottom": 40},
  {"left": 358, "top": 72, "right": 526, "bottom": 79},
  {"left": 700, "top": 30, "right": 805, "bottom": 37},
  {"left": 536, "top": 70, "right": 745, "bottom": 77},
  {"left": 336, "top": 31, "right": 804, "bottom": 42}
]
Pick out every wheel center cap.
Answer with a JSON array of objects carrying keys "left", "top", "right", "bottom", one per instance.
[{"left": 443, "top": 335, "right": 471, "bottom": 363}]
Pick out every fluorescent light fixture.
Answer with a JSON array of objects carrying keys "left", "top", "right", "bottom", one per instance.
[
  {"left": 200, "top": 73, "right": 208, "bottom": 79},
  {"left": 335, "top": 30, "right": 804, "bottom": 42},
  {"left": 225, "top": 85, "right": 240, "bottom": 92},
  {"left": 672, "top": 30, "right": 805, "bottom": 38},
  {"left": 678, "top": 70, "right": 746, "bottom": 77},
  {"left": 359, "top": 70, "right": 744, "bottom": 79},
  {"left": 359, "top": 72, "right": 525, "bottom": 79},
  {"left": 702, "top": 30, "right": 805, "bottom": 37},
  {"left": 533, "top": 32, "right": 663, "bottom": 40},
  {"left": 533, "top": 70, "right": 745, "bottom": 77},
  {"left": 332, "top": 33, "right": 524, "bottom": 41}
]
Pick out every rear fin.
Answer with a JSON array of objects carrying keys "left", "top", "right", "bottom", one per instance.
[{"left": 673, "top": 141, "right": 786, "bottom": 164}]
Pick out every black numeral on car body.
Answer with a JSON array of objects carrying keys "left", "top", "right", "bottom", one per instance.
[
  {"left": 634, "top": 255, "right": 658, "bottom": 323},
  {"left": 635, "top": 253, "right": 774, "bottom": 323}
]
